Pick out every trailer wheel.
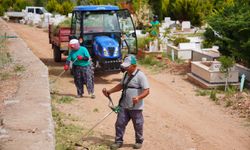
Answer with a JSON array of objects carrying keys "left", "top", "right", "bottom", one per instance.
[{"left": 53, "top": 46, "right": 61, "bottom": 62}]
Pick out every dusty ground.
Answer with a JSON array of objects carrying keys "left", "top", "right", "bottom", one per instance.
[{"left": 3, "top": 22, "right": 250, "bottom": 150}]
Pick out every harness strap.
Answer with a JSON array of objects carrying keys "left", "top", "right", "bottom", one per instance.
[
  {"left": 127, "top": 86, "right": 141, "bottom": 89},
  {"left": 118, "top": 69, "right": 140, "bottom": 106}
]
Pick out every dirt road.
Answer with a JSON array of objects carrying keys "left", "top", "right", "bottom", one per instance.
[{"left": 7, "top": 22, "right": 250, "bottom": 150}]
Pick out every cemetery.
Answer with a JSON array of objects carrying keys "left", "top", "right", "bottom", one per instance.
[{"left": 0, "top": 1, "right": 249, "bottom": 149}]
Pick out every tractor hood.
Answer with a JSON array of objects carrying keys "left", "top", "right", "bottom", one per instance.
[
  {"left": 93, "top": 36, "right": 121, "bottom": 58},
  {"left": 94, "top": 36, "right": 119, "bottom": 48}
]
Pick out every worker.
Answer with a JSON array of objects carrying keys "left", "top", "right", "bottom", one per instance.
[
  {"left": 64, "top": 39, "right": 95, "bottom": 99},
  {"left": 149, "top": 15, "right": 160, "bottom": 37},
  {"left": 102, "top": 55, "right": 150, "bottom": 149}
]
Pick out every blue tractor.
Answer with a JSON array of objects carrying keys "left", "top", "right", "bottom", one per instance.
[{"left": 70, "top": 5, "right": 138, "bottom": 71}]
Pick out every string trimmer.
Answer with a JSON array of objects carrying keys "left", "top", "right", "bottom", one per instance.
[
  {"left": 49, "top": 58, "right": 77, "bottom": 84},
  {"left": 82, "top": 95, "right": 120, "bottom": 138}
]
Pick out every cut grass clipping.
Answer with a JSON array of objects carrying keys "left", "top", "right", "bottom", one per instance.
[
  {"left": 57, "top": 96, "right": 74, "bottom": 104},
  {"left": 52, "top": 97, "right": 110, "bottom": 150}
]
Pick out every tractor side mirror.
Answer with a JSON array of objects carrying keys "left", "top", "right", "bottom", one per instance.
[{"left": 131, "top": 32, "right": 136, "bottom": 37}]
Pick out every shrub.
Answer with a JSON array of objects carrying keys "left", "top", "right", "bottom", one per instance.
[
  {"left": 137, "top": 37, "right": 146, "bottom": 49},
  {"left": 57, "top": 96, "right": 74, "bottom": 104},
  {"left": 0, "top": 6, "right": 4, "bottom": 16},
  {"left": 210, "top": 90, "right": 218, "bottom": 101},
  {"left": 173, "top": 37, "right": 190, "bottom": 46}
]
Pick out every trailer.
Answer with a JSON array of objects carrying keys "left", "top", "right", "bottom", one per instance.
[{"left": 48, "top": 25, "right": 70, "bottom": 62}]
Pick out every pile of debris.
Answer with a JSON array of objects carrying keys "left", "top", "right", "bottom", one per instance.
[{"left": 220, "top": 92, "right": 250, "bottom": 119}]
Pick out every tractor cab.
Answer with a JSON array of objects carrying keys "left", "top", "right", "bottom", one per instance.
[{"left": 70, "top": 5, "right": 137, "bottom": 71}]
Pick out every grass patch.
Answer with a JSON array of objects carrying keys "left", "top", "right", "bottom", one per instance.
[
  {"left": 166, "top": 53, "right": 184, "bottom": 64},
  {"left": 56, "top": 123, "right": 83, "bottom": 150},
  {"left": 51, "top": 97, "right": 110, "bottom": 150},
  {"left": 56, "top": 96, "right": 74, "bottom": 104},
  {"left": 52, "top": 106, "right": 84, "bottom": 150},
  {"left": 225, "top": 85, "right": 238, "bottom": 96},
  {"left": 14, "top": 64, "right": 25, "bottom": 72},
  {"left": 138, "top": 55, "right": 167, "bottom": 72},
  {"left": 88, "top": 145, "right": 110, "bottom": 150},
  {"left": 209, "top": 89, "right": 218, "bottom": 101},
  {"left": 0, "top": 72, "right": 11, "bottom": 80},
  {"left": 0, "top": 37, "right": 11, "bottom": 68},
  {"left": 195, "top": 89, "right": 210, "bottom": 96},
  {"left": 0, "top": 51, "right": 11, "bottom": 68},
  {"left": 93, "top": 108, "right": 99, "bottom": 113}
]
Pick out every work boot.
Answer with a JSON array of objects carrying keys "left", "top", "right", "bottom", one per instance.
[
  {"left": 76, "top": 94, "right": 83, "bottom": 98},
  {"left": 133, "top": 143, "right": 142, "bottom": 149},
  {"left": 110, "top": 142, "right": 122, "bottom": 150},
  {"left": 90, "top": 93, "right": 95, "bottom": 99}
]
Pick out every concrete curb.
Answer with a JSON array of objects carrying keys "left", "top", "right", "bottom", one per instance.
[{"left": 0, "top": 18, "right": 55, "bottom": 150}]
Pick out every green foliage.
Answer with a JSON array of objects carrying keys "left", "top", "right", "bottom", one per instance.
[
  {"left": 46, "top": 0, "right": 59, "bottom": 13},
  {"left": 0, "top": 72, "right": 11, "bottom": 80},
  {"left": 202, "top": 27, "right": 216, "bottom": 48},
  {"left": 0, "top": 38, "right": 11, "bottom": 68},
  {"left": 1, "top": 0, "right": 15, "bottom": 11},
  {"left": 58, "top": 17, "right": 71, "bottom": 27},
  {"left": 149, "top": 0, "right": 163, "bottom": 19},
  {"left": 168, "top": 0, "right": 208, "bottom": 26},
  {"left": 225, "top": 85, "right": 238, "bottom": 96},
  {"left": 13, "top": 0, "right": 31, "bottom": 11},
  {"left": 173, "top": 37, "right": 190, "bottom": 46},
  {"left": 55, "top": 4, "right": 63, "bottom": 14},
  {"left": 0, "top": 51, "right": 11, "bottom": 68},
  {"left": 51, "top": 94, "right": 110, "bottom": 150},
  {"left": 161, "top": 0, "right": 170, "bottom": 17},
  {"left": 52, "top": 106, "right": 84, "bottom": 150},
  {"left": 195, "top": 89, "right": 210, "bottom": 96},
  {"left": 57, "top": 96, "right": 74, "bottom": 104},
  {"left": 60, "top": 1, "right": 74, "bottom": 16},
  {"left": 137, "top": 37, "right": 146, "bottom": 49},
  {"left": 34, "top": 0, "right": 44, "bottom": 6},
  {"left": 218, "top": 56, "right": 235, "bottom": 91},
  {"left": 207, "top": 1, "right": 250, "bottom": 67},
  {"left": 139, "top": 55, "right": 167, "bottom": 72},
  {"left": 137, "top": 36, "right": 154, "bottom": 49},
  {"left": 218, "top": 56, "right": 235, "bottom": 74},
  {"left": 0, "top": 5, "right": 4, "bottom": 16},
  {"left": 52, "top": 18, "right": 71, "bottom": 35},
  {"left": 133, "top": 0, "right": 151, "bottom": 29},
  {"left": 47, "top": 0, "right": 74, "bottom": 15},
  {"left": 14, "top": 64, "right": 25, "bottom": 72},
  {"left": 210, "top": 89, "right": 218, "bottom": 101}
]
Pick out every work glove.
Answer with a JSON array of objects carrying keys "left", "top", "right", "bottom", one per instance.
[
  {"left": 77, "top": 55, "right": 89, "bottom": 61},
  {"left": 64, "top": 65, "right": 69, "bottom": 71},
  {"left": 77, "top": 55, "right": 83, "bottom": 60}
]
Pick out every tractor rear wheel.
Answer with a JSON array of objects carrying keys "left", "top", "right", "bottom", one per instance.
[{"left": 53, "top": 46, "right": 61, "bottom": 62}]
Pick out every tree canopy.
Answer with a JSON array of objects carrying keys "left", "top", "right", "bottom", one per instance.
[{"left": 206, "top": 1, "right": 250, "bottom": 66}]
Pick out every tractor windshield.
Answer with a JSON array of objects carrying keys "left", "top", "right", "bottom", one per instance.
[{"left": 83, "top": 12, "right": 120, "bottom": 33}]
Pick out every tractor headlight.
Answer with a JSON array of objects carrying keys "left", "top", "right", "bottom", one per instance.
[
  {"left": 113, "top": 47, "right": 119, "bottom": 56},
  {"left": 103, "top": 48, "right": 109, "bottom": 56}
]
